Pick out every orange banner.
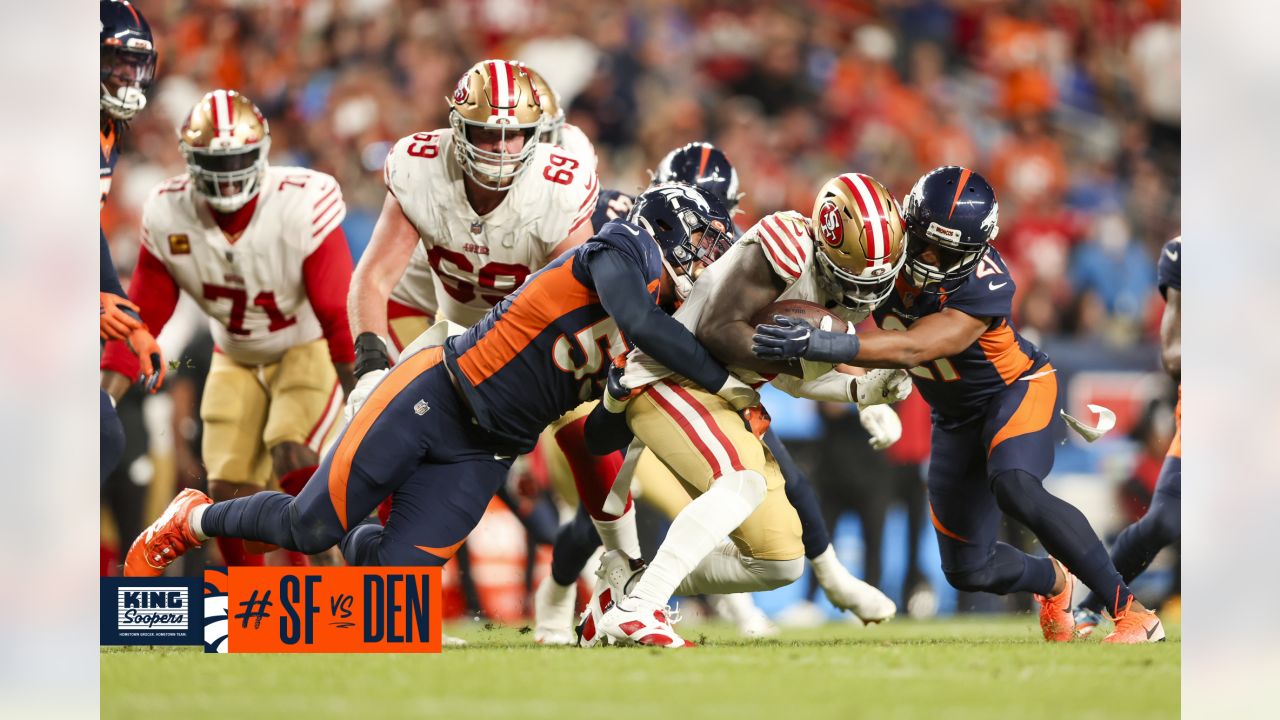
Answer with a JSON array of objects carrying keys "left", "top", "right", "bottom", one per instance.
[{"left": 210, "top": 567, "right": 443, "bottom": 653}]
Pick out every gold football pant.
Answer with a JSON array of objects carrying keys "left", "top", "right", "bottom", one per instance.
[
  {"left": 200, "top": 339, "right": 342, "bottom": 487},
  {"left": 625, "top": 379, "right": 803, "bottom": 561}
]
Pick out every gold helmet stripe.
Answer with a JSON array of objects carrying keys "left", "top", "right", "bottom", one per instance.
[{"left": 839, "top": 173, "right": 895, "bottom": 268}]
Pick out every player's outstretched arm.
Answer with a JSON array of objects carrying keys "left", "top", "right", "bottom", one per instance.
[
  {"left": 587, "top": 248, "right": 729, "bottom": 396},
  {"left": 101, "top": 243, "right": 179, "bottom": 400},
  {"left": 1160, "top": 287, "right": 1180, "bottom": 382},
  {"left": 347, "top": 191, "right": 419, "bottom": 348},
  {"left": 754, "top": 307, "right": 987, "bottom": 369}
]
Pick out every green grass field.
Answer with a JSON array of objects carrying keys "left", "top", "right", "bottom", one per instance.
[{"left": 102, "top": 617, "right": 1179, "bottom": 720}]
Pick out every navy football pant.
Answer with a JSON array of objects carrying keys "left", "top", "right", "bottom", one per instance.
[
  {"left": 201, "top": 348, "right": 513, "bottom": 566},
  {"left": 101, "top": 390, "right": 126, "bottom": 486},
  {"left": 928, "top": 367, "right": 1134, "bottom": 615},
  {"left": 1079, "top": 454, "right": 1181, "bottom": 613},
  {"left": 548, "top": 426, "right": 833, "bottom": 586}
]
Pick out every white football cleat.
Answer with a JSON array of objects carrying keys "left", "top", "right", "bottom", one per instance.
[
  {"left": 707, "top": 593, "right": 778, "bottom": 638},
  {"left": 443, "top": 635, "right": 467, "bottom": 647},
  {"left": 533, "top": 575, "right": 578, "bottom": 645},
  {"left": 810, "top": 545, "right": 896, "bottom": 624},
  {"left": 576, "top": 549, "right": 646, "bottom": 647},
  {"left": 600, "top": 598, "right": 694, "bottom": 648}
]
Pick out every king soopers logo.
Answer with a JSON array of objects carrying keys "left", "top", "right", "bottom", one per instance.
[{"left": 117, "top": 586, "right": 189, "bottom": 630}]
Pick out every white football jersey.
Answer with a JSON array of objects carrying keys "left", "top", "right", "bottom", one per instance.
[
  {"left": 140, "top": 166, "right": 346, "bottom": 366},
  {"left": 385, "top": 128, "right": 598, "bottom": 326},
  {"left": 624, "top": 211, "right": 851, "bottom": 388}
]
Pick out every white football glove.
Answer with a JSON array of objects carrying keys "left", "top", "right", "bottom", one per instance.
[
  {"left": 343, "top": 368, "right": 387, "bottom": 425},
  {"left": 715, "top": 374, "right": 760, "bottom": 412},
  {"left": 854, "top": 368, "right": 912, "bottom": 409},
  {"left": 858, "top": 404, "right": 902, "bottom": 451}
]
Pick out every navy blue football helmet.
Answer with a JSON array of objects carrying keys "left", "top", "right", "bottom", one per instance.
[
  {"left": 653, "top": 142, "right": 742, "bottom": 213},
  {"left": 628, "top": 183, "right": 734, "bottom": 300},
  {"left": 101, "top": 0, "right": 157, "bottom": 121},
  {"left": 901, "top": 165, "right": 1000, "bottom": 290}
]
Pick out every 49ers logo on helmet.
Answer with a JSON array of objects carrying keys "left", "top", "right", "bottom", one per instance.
[
  {"left": 452, "top": 75, "right": 470, "bottom": 104},
  {"left": 818, "top": 200, "right": 843, "bottom": 248}
]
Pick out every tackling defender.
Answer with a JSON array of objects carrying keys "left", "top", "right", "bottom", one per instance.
[
  {"left": 754, "top": 166, "right": 1164, "bottom": 644},
  {"left": 535, "top": 145, "right": 899, "bottom": 645},
  {"left": 1074, "top": 236, "right": 1181, "bottom": 635},
  {"left": 123, "top": 185, "right": 757, "bottom": 576},
  {"left": 103, "top": 90, "right": 356, "bottom": 568},
  {"left": 588, "top": 172, "right": 912, "bottom": 647}
]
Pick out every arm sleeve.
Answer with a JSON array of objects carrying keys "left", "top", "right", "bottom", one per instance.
[
  {"left": 101, "top": 244, "right": 181, "bottom": 377},
  {"left": 587, "top": 248, "right": 729, "bottom": 393},
  {"left": 303, "top": 226, "right": 356, "bottom": 363}
]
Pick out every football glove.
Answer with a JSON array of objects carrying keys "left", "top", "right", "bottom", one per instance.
[
  {"left": 100, "top": 292, "right": 142, "bottom": 341},
  {"left": 343, "top": 367, "right": 387, "bottom": 425},
  {"left": 740, "top": 404, "right": 771, "bottom": 440},
  {"left": 604, "top": 355, "right": 643, "bottom": 413},
  {"left": 858, "top": 404, "right": 902, "bottom": 451},
  {"left": 752, "top": 315, "right": 860, "bottom": 365},
  {"left": 126, "top": 325, "right": 165, "bottom": 394},
  {"left": 854, "top": 368, "right": 913, "bottom": 409},
  {"left": 714, "top": 374, "right": 760, "bottom": 412},
  {"left": 353, "top": 332, "right": 391, "bottom": 379}
]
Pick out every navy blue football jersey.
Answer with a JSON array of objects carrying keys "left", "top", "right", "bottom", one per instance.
[
  {"left": 872, "top": 247, "right": 1049, "bottom": 425},
  {"left": 445, "top": 221, "right": 661, "bottom": 451},
  {"left": 1157, "top": 237, "right": 1180, "bottom": 299}
]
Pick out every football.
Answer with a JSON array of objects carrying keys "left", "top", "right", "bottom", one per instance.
[{"left": 749, "top": 299, "right": 849, "bottom": 333}]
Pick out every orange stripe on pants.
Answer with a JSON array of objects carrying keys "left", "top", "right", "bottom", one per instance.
[
  {"left": 929, "top": 501, "right": 968, "bottom": 543},
  {"left": 328, "top": 346, "right": 445, "bottom": 531},
  {"left": 988, "top": 364, "right": 1057, "bottom": 454}
]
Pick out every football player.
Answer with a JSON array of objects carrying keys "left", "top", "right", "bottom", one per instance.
[
  {"left": 122, "top": 185, "right": 758, "bottom": 578},
  {"left": 1074, "top": 236, "right": 1181, "bottom": 635},
  {"left": 586, "top": 172, "right": 912, "bottom": 648},
  {"left": 102, "top": 90, "right": 356, "bottom": 568},
  {"left": 536, "top": 146, "right": 899, "bottom": 645},
  {"left": 753, "top": 166, "right": 1165, "bottom": 644},
  {"left": 99, "top": 0, "right": 164, "bottom": 484},
  {"left": 380, "top": 61, "right": 598, "bottom": 350}
]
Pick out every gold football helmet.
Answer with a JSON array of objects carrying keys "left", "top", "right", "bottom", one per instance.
[
  {"left": 811, "top": 172, "right": 907, "bottom": 312},
  {"left": 514, "top": 63, "right": 565, "bottom": 147},
  {"left": 178, "top": 89, "right": 270, "bottom": 212},
  {"left": 447, "top": 59, "right": 544, "bottom": 190}
]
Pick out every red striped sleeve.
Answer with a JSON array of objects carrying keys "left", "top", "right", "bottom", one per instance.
[{"left": 758, "top": 216, "right": 802, "bottom": 279}]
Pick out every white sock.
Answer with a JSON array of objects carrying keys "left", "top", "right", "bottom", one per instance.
[
  {"left": 189, "top": 504, "right": 209, "bottom": 541},
  {"left": 591, "top": 506, "right": 641, "bottom": 559},
  {"left": 629, "top": 470, "right": 766, "bottom": 608},
  {"left": 676, "top": 540, "right": 804, "bottom": 594}
]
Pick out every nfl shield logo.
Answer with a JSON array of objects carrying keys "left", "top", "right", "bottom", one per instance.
[{"left": 414, "top": 400, "right": 430, "bottom": 416}]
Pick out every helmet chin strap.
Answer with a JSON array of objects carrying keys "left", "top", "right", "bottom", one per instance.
[{"left": 102, "top": 84, "right": 147, "bottom": 119}]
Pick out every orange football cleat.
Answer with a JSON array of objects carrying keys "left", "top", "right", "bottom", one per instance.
[
  {"left": 1033, "top": 558, "right": 1076, "bottom": 642},
  {"left": 124, "top": 488, "right": 210, "bottom": 576},
  {"left": 1103, "top": 594, "right": 1165, "bottom": 644}
]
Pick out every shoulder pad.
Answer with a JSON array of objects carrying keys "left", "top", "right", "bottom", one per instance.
[{"left": 752, "top": 211, "right": 813, "bottom": 283}]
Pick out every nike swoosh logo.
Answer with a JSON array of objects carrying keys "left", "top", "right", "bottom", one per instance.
[
  {"left": 616, "top": 224, "right": 640, "bottom": 236},
  {"left": 988, "top": 281, "right": 1008, "bottom": 291},
  {"left": 494, "top": 454, "right": 513, "bottom": 461},
  {"left": 1145, "top": 622, "right": 1160, "bottom": 639},
  {"left": 1164, "top": 249, "right": 1179, "bottom": 261}
]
